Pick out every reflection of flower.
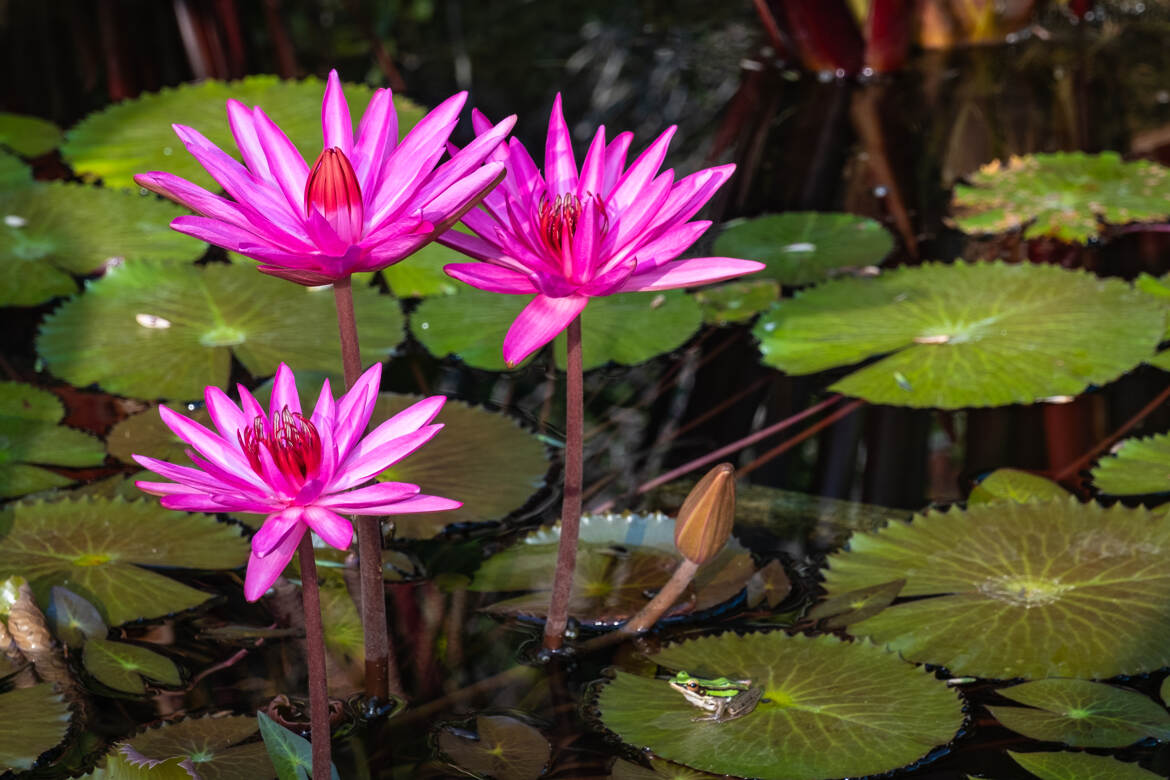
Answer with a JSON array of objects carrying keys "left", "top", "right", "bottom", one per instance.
[
  {"left": 440, "top": 94, "right": 764, "bottom": 366},
  {"left": 134, "top": 363, "right": 459, "bottom": 600},
  {"left": 135, "top": 70, "right": 513, "bottom": 286}
]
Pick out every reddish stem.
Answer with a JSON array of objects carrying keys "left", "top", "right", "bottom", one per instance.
[
  {"left": 1054, "top": 383, "right": 1170, "bottom": 482},
  {"left": 297, "top": 534, "right": 332, "bottom": 779},
  {"left": 737, "top": 399, "right": 865, "bottom": 477}
]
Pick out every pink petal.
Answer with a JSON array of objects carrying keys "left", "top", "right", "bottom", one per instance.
[
  {"left": 437, "top": 228, "right": 503, "bottom": 262},
  {"left": 303, "top": 505, "right": 353, "bottom": 550},
  {"left": 609, "top": 220, "right": 711, "bottom": 274},
  {"left": 151, "top": 491, "right": 241, "bottom": 513},
  {"left": 269, "top": 363, "right": 302, "bottom": 417},
  {"left": 420, "top": 163, "right": 506, "bottom": 229},
  {"left": 415, "top": 115, "right": 516, "bottom": 206},
  {"left": 604, "top": 169, "right": 674, "bottom": 254},
  {"left": 135, "top": 171, "right": 251, "bottom": 231},
  {"left": 602, "top": 131, "right": 634, "bottom": 195},
  {"left": 570, "top": 196, "right": 602, "bottom": 283},
  {"left": 321, "top": 69, "right": 354, "bottom": 156},
  {"left": 333, "top": 425, "right": 444, "bottom": 490},
  {"left": 502, "top": 294, "right": 589, "bottom": 367},
  {"left": 503, "top": 138, "right": 545, "bottom": 212},
  {"left": 334, "top": 362, "right": 383, "bottom": 457},
  {"left": 226, "top": 99, "right": 272, "bottom": 179},
  {"left": 309, "top": 378, "right": 337, "bottom": 433},
  {"left": 252, "top": 106, "right": 310, "bottom": 219},
  {"left": 608, "top": 125, "right": 676, "bottom": 214},
  {"left": 543, "top": 94, "right": 577, "bottom": 195},
  {"left": 351, "top": 89, "right": 397, "bottom": 192},
  {"left": 581, "top": 255, "right": 637, "bottom": 296},
  {"left": 316, "top": 481, "right": 420, "bottom": 511},
  {"left": 363, "top": 494, "right": 462, "bottom": 515},
  {"left": 361, "top": 396, "right": 445, "bottom": 449},
  {"left": 244, "top": 521, "right": 305, "bottom": 601},
  {"left": 650, "top": 164, "right": 735, "bottom": 230},
  {"left": 444, "top": 262, "right": 537, "bottom": 294},
  {"left": 617, "top": 257, "right": 765, "bottom": 292},
  {"left": 203, "top": 386, "right": 248, "bottom": 441},
  {"left": 253, "top": 506, "right": 303, "bottom": 557},
  {"left": 169, "top": 216, "right": 303, "bottom": 264},
  {"left": 131, "top": 456, "right": 231, "bottom": 493},
  {"left": 156, "top": 405, "right": 257, "bottom": 480},
  {"left": 576, "top": 125, "right": 607, "bottom": 199}
]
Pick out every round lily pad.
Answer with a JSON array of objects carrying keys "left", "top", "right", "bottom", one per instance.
[
  {"left": 693, "top": 279, "right": 780, "bottom": 325},
  {"left": 952, "top": 152, "right": 1170, "bottom": 243},
  {"left": 63, "top": 75, "right": 422, "bottom": 190},
  {"left": 988, "top": 678, "right": 1170, "bottom": 748},
  {"left": 610, "top": 758, "right": 719, "bottom": 780},
  {"left": 36, "top": 260, "right": 405, "bottom": 400},
  {"left": 413, "top": 288, "right": 704, "bottom": 372},
  {"left": 0, "top": 182, "right": 205, "bottom": 307},
  {"left": 968, "top": 468, "right": 1069, "bottom": 504},
  {"left": 83, "top": 637, "right": 181, "bottom": 694},
  {"left": 48, "top": 586, "right": 107, "bottom": 647},
  {"left": 0, "top": 112, "right": 62, "bottom": 157},
  {"left": 0, "top": 380, "right": 106, "bottom": 498},
  {"left": 713, "top": 212, "right": 893, "bottom": 286},
  {"left": 437, "top": 715, "right": 550, "bottom": 780},
  {"left": 752, "top": 261, "right": 1164, "bottom": 408},
  {"left": 0, "top": 496, "right": 248, "bottom": 625},
  {"left": 1091, "top": 432, "right": 1170, "bottom": 496},
  {"left": 1007, "top": 750, "right": 1163, "bottom": 780},
  {"left": 822, "top": 498, "right": 1170, "bottom": 679},
  {"left": 373, "top": 393, "right": 550, "bottom": 539},
  {"left": 594, "top": 632, "right": 963, "bottom": 780},
  {"left": 0, "top": 683, "right": 71, "bottom": 772},
  {"left": 0, "top": 150, "right": 32, "bottom": 188},
  {"left": 118, "top": 715, "right": 271, "bottom": 779},
  {"left": 468, "top": 513, "right": 754, "bottom": 627}
]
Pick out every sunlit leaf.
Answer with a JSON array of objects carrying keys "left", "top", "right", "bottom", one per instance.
[
  {"left": 752, "top": 262, "right": 1164, "bottom": 408},
  {"left": 823, "top": 498, "right": 1170, "bottom": 679},
  {"left": 1007, "top": 750, "right": 1163, "bottom": 779},
  {"left": 83, "top": 637, "right": 181, "bottom": 694},
  {"left": 381, "top": 239, "right": 461, "bottom": 298},
  {"left": 258, "top": 711, "right": 340, "bottom": 780},
  {"left": 119, "top": 715, "right": 273, "bottom": 780},
  {"left": 595, "top": 633, "right": 963, "bottom": 780},
  {"left": 0, "top": 683, "right": 71, "bottom": 772},
  {"left": 0, "top": 149, "right": 32, "bottom": 188},
  {"left": 0, "top": 381, "right": 106, "bottom": 498},
  {"left": 988, "top": 678, "right": 1170, "bottom": 747},
  {"left": 694, "top": 279, "right": 780, "bottom": 325},
  {"left": 48, "top": 586, "right": 107, "bottom": 647},
  {"left": 968, "top": 468, "right": 1068, "bottom": 504},
  {"left": 0, "top": 112, "right": 63, "bottom": 157},
  {"left": 1091, "top": 431, "right": 1170, "bottom": 496},
  {"left": 437, "top": 714, "right": 551, "bottom": 780}
]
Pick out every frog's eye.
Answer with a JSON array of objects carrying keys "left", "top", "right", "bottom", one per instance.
[{"left": 686, "top": 681, "right": 701, "bottom": 691}]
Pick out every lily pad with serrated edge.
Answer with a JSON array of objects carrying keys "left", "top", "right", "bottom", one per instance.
[
  {"left": 0, "top": 381, "right": 106, "bottom": 498},
  {"left": 0, "top": 112, "right": 62, "bottom": 157},
  {"left": 0, "top": 149, "right": 32, "bottom": 188},
  {"left": 0, "top": 495, "right": 248, "bottom": 625},
  {"left": 694, "top": 279, "right": 780, "bottom": 325},
  {"left": 1007, "top": 750, "right": 1163, "bottom": 780},
  {"left": 83, "top": 637, "right": 181, "bottom": 694},
  {"left": 752, "top": 261, "right": 1164, "bottom": 409},
  {"left": 806, "top": 578, "right": 905, "bottom": 629},
  {"left": 987, "top": 678, "right": 1170, "bottom": 748},
  {"left": 594, "top": 632, "right": 963, "bottom": 780},
  {"left": 0, "top": 182, "right": 206, "bottom": 307},
  {"left": 0, "top": 683, "right": 72, "bottom": 772},
  {"left": 468, "top": 513, "right": 754, "bottom": 627},
  {"left": 413, "top": 288, "right": 704, "bottom": 372},
  {"left": 437, "top": 715, "right": 551, "bottom": 780},
  {"left": 968, "top": 468, "right": 1069, "bottom": 504},
  {"left": 373, "top": 393, "right": 549, "bottom": 538},
  {"left": 952, "top": 152, "right": 1170, "bottom": 243},
  {"left": 48, "top": 586, "right": 107, "bottom": 647},
  {"left": 822, "top": 498, "right": 1170, "bottom": 679},
  {"left": 36, "top": 260, "right": 405, "bottom": 401},
  {"left": 1091, "top": 431, "right": 1170, "bottom": 496},
  {"left": 713, "top": 212, "right": 893, "bottom": 286},
  {"left": 63, "top": 75, "right": 422, "bottom": 191},
  {"left": 117, "top": 714, "right": 272, "bottom": 780}
]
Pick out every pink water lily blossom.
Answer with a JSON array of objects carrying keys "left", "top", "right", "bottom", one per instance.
[
  {"left": 440, "top": 94, "right": 765, "bottom": 366},
  {"left": 133, "top": 363, "right": 460, "bottom": 601},
  {"left": 134, "top": 70, "right": 515, "bottom": 286}
]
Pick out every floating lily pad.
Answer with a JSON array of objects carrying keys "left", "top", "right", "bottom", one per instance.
[
  {"left": 469, "top": 513, "right": 754, "bottom": 627},
  {"left": 258, "top": 711, "right": 339, "bottom": 780},
  {"left": 106, "top": 405, "right": 213, "bottom": 466},
  {"left": 0, "top": 683, "right": 71, "bottom": 772},
  {"left": 319, "top": 577, "right": 362, "bottom": 669},
  {"left": 118, "top": 715, "right": 272, "bottom": 780},
  {"left": 952, "top": 152, "right": 1170, "bottom": 243},
  {"left": 0, "top": 381, "right": 106, "bottom": 498},
  {"left": 822, "top": 498, "right": 1170, "bottom": 679},
  {"left": 381, "top": 240, "right": 461, "bottom": 298},
  {"left": 0, "top": 182, "right": 206, "bottom": 307},
  {"left": 806, "top": 578, "right": 905, "bottom": 628},
  {"left": 713, "top": 212, "right": 893, "bottom": 286},
  {"left": 413, "top": 288, "right": 704, "bottom": 372},
  {"left": 745, "top": 559, "right": 791, "bottom": 609},
  {"left": 373, "top": 394, "right": 549, "bottom": 538},
  {"left": 37, "top": 260, "right": 405, "bottom": 400},
  {"left": 83, "top": 637, "right": 181, "bottom": 694},
  {"left": 437, "top": 715, "right": 550, "bottom": 780},
  {"left": 1007, "top": 750, "right": 1163, "bottom": 780},
  {"left": 63, "top": 75, "right": 422, "bottom": 191},
  {"left": 0, "top": 112, "right": 62, "bottom": 157},
  {"left": 988, "top": 678, "right": 1170, "bottom": 747},
  {"left": 0, "top": 496, "right": 248, "bottom": 625},
  {"left": 595, "top": 633, "right": 963, "bottom": 780},
  {"left": 610, "top": 758, "right": 719, "bottom": 780},
  {"left": 694, "top": 279, "right": 780, "bottom": 325},
  {"left": 48, "top": 586, "right": 108, "bottom": 647},
  {"left": 0, "top": 150, "right": 32, "bottom": 188},
  {"left": 752, "top": 262, "right": 1164, "bottom": 408},
  {"left": 1162, "top": 676, "right": 1170, "bottom": 707},
  {"left": 968, "top": 468, "right": 1069, "bottom": 504},
  {"left": 1091, "top": 432, "right": 1170, "bottom": 496}
]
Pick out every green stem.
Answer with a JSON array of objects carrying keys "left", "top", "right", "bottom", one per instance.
[
  {"left": 297, "top": 534, "right": 332, "bottom": 779},
  {"left": 543, "top": 316, "right": 584, "bottom": 650}
]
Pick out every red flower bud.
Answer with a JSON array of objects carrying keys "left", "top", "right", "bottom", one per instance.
[{"left": 304, "top": 147, "right": 364, "bottom": 244}]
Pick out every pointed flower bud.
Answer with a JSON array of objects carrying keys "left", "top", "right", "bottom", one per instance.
[
  {"left": 304, "top": 147, "right": 364, "bottom": 244},
  {"left": 673, "top": 463, "right": 736, "bottom": 565}
]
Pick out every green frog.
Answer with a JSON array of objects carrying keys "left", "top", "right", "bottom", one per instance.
[{"left": 668, "top": 671, "right": 764, "bottom": 722}]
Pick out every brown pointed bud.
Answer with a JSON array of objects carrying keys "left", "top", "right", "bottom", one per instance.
[
  {"left": 304, "top": 147, "right": 364, "bottom": 244},
  {"left": 673, "top": 463, "right": 736, "bottom": 565}
]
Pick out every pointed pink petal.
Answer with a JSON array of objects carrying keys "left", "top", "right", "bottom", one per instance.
[
  {"left": 226, "top": 99, "right": 272, "bottom": 179},
  {"left": 617, "top": 257, "right": 765, "bottom": 292},
  {"left": 608, "top": 126, "right": 676, "bottom": 214},
  {"left": 420, "top": 163, "right": 506, "bottom": 227},
  {"left": 334, "top": 362, "right": 383, "bottom": 456},
  {"left": 303, "top": 505, "right": 353, "bottom": 550},
  {"left": 581, "top": 255, "right": 637, "bottom": 296},
  {"left": 576, "top": 125, "right": 607, "bottom": 198},
  {"left": 269, "top": 363, "right": 302, "bottom": 416},
  {"left": 244, "top": 521, "right": 305, "bottom": 601},
  {"left": 321, "top": 69, "right": 354, "bottom": 155},
  {"left": 132, "top": 455, "right": 234, "bottom": 493},
  {"left": 357, "top": 494, "right": 461, "bottom": 516},
  {"left": 503, "top": 294, "right": 588, "bottom": 367},
  {"left": 252, "top": 106, "right": 310, "bottom": 219},
  {"left": 202, "top": 387, "right": 248, "bottom": 441},
  {"left": 650, "top": 164, "right": 735, "bottom": 229},
  {"left": 609, "top": 220, "right": 711, "bottom": 273},
  {"left": 316, "top": 481, "right": 420, "bottom": 511},
  {"left": 253, "top": 506, "right": 303, "bottom": 557},
  {"left": 602, "top": 131, "right": 634, "bottom": 195},
  {"left": 156, "top": 405, "right": 257, "bottom": 478},
  {"left": 134, "top": 171, "right": 251, "bottom": 230},
  {"left": 351, "top": 89, "right": 397, "bottom": 192},
  {"left": 309, "top": 378, "right": 337, "bottom": 432},
  {"left": 502, "top": 138, "right": 544, "bottom": 212},
  {"left": 333, "top": 425, "right": 444, "bottom": 490},
  {"left": 604, "top": 169, "right": 674, "bottom": 253},
  {"left": 544, "top": 94, "right": 577, "bottom": 195},
  {"left": 470, "top": 107, "right": 495, "bottom": 136},
  {"left": 437, "top": 228, "right": 503, "bottom": 262},
  {"left": 362, "top": 396, "right": 445, "bottom": 448},
  {"left": 415, "top": 115, "right": 516, "bottom": 205},
  {"left": 444, "top": 262, "right": 537, "bottom": 294},
  {"left": 570, "top": 197, "right": 602, "bottom": 283},
  {"left": 149, "top": 490, "right": 237, "bottom": 512}
]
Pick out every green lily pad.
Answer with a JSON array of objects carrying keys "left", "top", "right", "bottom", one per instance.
[
  {"left": 0, "top": 496, "right": 248, "bottom": 625},
  {"left": 48, "top": 586, "right": 108, "bottom": 647},
  {"left": 36, "top": 260, "right": 405, "bottom": 400},
  {"left": 107, "top": 405, "right": 213, "bottom": 466},
  {"left": 319, "top": 577, "right": 362, "bottom": 668},
  {"left": 0, "top": 112, "right": 62, "bottom": 157},
  {"left": 0, "top": 149, "right": 32, "bottom": 188},
  {"left": 0, "top": 182, "right": 206, "bottom": 307},
  {"left": 373, "top": 393, "right": 549, "bottom": 539},
  {"left": 258, "top": 711, "right": 340, "bottom": 780},
  {"left": 713, "top": 212, "right": 893, "bottom": 286},
  {"left": 745, "top": 559, "right": 791, "bottom": 609},
  {"left": 437, "top": 715, "right": 550, "bottom": 780},
  {"left": 752, "top": 262, "right": 1164, "bottom": 408},
  {"left": 0, "top": 381, "right": 106, "bottom": 498},
  {"left": 968, "top": 468, "right": 1069, "bottom": 504},
  {"left": 988, "top": 678, "right": 1170, "bottom": 747},
  {"left": 1162, "top": 676, "right": 1170, "bottom": 708},
  {"left": 118, "top": 715, "right": 272, "bottom": 780},
  {"left": 83, "top": 637, "right": 181, "bottom": 694},
  {"left": 822, "top": 498, "right": 1170, "bottom": 679},
  {"left": 63, "top": 75, "right": 422, "bottom": 191},
  {"left": 0, "top": 683, "right": 72, "bottom": 772},
  {"left": 381, "top": 239, "right": 462, "bottom": 298},
  {"left": 693, "top": 279, "right": 781, "bottom": 325},
  {"left": 952, "top": 152, "right": 1170, "bottom": 243},
  {"left": 595, "top": 633, "right": 963, "bottom": 780},
  {"left": 806, "top": 578, "right": 905, "bottom": 628},
  {"left": 1091, "top": 432, "right": 1170, "bottom": 496},
  {"left": 469, "top": 513, "right": 754, "bottom": 626},
  {"left": 1007, "top": 750, "right": 1163, "bottom": 780},
  {"left": 413, "top": 288, "right": 704, "bottom": 372},
  {"left": 610, "top": 758, "right": 720, "bottom": 780}
]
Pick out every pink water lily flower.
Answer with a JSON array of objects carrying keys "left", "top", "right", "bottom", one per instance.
[
  {"left": 440, "top": 94, "right": 765, "bottom": 366},
  {"left": 133, "top": 363, "right": 459, "bottom": 600},
  {"left": 134, "top": 70, "right": 515, "bottom": 286}
]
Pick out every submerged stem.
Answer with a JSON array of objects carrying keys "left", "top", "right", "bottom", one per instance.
[
  {"left": 543, "top": 316, "right": 585, "bottom": 651},
  {"left": 297, "top": 534, "right": 332, "bottom": 779}
]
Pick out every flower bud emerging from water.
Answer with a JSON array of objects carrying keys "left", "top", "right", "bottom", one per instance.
[{"left": 674, "top": 463, "right": 736, "bottom": 565}]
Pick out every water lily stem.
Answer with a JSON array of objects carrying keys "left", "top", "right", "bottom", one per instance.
[
  {"left": 332, "top": 275, "right": 401, "bottom": 701},
  {"left": 297, "top": 534, "right": 332, "bottom": 779},
  {"left": 622, "top": 558, "right": 700, "bottom": 634},
  {"left": 544, "top": 316, "right": 584, "bottom": 651}
]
